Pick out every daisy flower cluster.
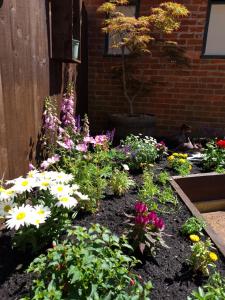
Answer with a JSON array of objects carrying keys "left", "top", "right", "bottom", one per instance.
[{"left": 0, "top": 170, "right": 89, "bottom": 231}]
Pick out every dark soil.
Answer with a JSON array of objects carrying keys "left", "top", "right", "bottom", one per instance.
[{"left": 0, "top": 161, "right": 225, "bottom": 300}]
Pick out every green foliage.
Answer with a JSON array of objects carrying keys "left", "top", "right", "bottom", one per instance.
[
  {"left": 158, "top": 186, "right": 178, "bottom": 206},
  {"left": 98, "top": 0, "right": 188, "bottom": 54},
  {"left": 138, "top": 169, "right": 159, "bottom": 211},
  {"left": 188, "top": 239, "right": 217, "bottom": 277},
  {"left": 24, "top": 224, "right": 152, "bottom": 300},
  {"left": 188, "top": 272, "right": 225, "bottom": 300},
  {"left": 121, "top": 135, "right": 159, "bottom": 170},
  {"left": 181, "top": 217, "right": 206, "bottom": 236},
  {"left": 61, "top": 154, "right": 108, "bottom": 212},
  {"left": 157, "top": 171, "right": 170, "bottom": 186},
  {"left": 202, "top": 140, "right": 225, "bottom": 172},
  {"left": 110, "top": 169, "right": 135, "bottom": 196}
]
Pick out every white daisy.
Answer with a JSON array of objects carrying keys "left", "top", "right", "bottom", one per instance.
[
  {"left": 34, "top": 205, "right": 51, "bottom": 219},
  {"left": 0, "top": 199, "right": 15, "bottom": 218},
  {"left": 50, "top": 172, "right": 74, "bottom": 184},
  {"left": 37, "top": 179, "right": 51, "bottom": 190},
  {"left": 74, "top": 191, "right": 89, "bottom": 200},
  {"left": 50, "top": 184, "right": 73, "bottom": 198},
  {"left": 6, "top": 204, "right": 33, "bottom": 230},
  {"left": 12, "top": 177, "right": 35, "bottom": 194},
  {"left": 56, "top": 195, "right": 78, "bottom": 209},
  {"left": 30, "top": 205, "right": 51, "bottom": 228},
  {"left": 27, "top": 169, "right": 39, "bottom": 179},
  {"left": 71, "top": 184, "right": 80, "bottom": 191}
]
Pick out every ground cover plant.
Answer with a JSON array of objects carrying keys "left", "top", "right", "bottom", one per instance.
[
  {"left": 188, "top": 272, "right": 225, "bottom": 300},
  {"left": 181, "top": 217, "right": 206, "bottom": 236},
  {"left": 22, "top": 224, "right": 152, "bottom": 300}
]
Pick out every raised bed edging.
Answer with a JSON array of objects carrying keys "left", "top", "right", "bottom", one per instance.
[{"left": 170, "top": 172, "right": 225, "bottom": 258}]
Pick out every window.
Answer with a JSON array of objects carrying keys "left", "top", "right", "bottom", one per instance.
[
  {"left": 105, "top": 1, "right": 139, "bottom": 55},
  {"left": 203, "top": 1, "right": 225, "bottom": 57}
]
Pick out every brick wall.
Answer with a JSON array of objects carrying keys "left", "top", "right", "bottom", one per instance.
[{"left": 85, "top": 0, "right": 225, "bottom": 137}]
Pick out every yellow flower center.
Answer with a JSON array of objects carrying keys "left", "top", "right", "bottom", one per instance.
[
  {"left": 16, "top": 212, "right": 26, "bottom": 220},
  {"left": 41, "top": 182, "right": 49, "bottom": 187},
  {"left": 6, "top": 190, "right": 14, "bottom": 195},
  {"left": 37, "top": 209, "right": 45, "bottom": 215},
  {"left": 21, "top": 180, "right": 29, "bottom": 187},
  {"left": 35, "top": 219, "right": 41, "bottom": 224},
  {"left": 0, "top": 187, "right": 5, "bottom": 192},
  {"left": 57, "top": 186, "right": 63, "bottom": 192},
  {"left": 60, "top": 197, "right": 69, "bottom": 203},
  {"left": 4, "top": 205, "right": 12, "bottom": 212}
]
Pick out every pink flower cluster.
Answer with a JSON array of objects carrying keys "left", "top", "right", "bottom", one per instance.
[
  {"left": 40, "top": 154, "right": 60, "bottom": 170},
  {"left": 60, "top": 91, "right": 77, "bottom": 133},
  {"left": 57, "top": 127, "right": 74, "bottom": 150},
  {"left": 75, "top": 135, "right": 110, "bottom": 153},
  {"left": 43, "top": 109, "right": 60, "bottom": 132},
  {"left": 134, "top": 202, "right": 165, "bottom": 230}
]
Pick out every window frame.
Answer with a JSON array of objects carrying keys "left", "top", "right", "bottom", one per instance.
[
  {"left": 103, "top": 0, "right": 140, "bottom": 57},
  {"left": 202, "top": 0, "right": 225, "bottom": 58}
]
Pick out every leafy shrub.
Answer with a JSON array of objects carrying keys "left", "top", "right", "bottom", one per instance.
[
  {"left": 23, "top": 224, "right": 152, "bottom": 300},
  {"left": 125, "top": 202, "right": 168, "bottom": 256},
  {"left": 203, "top": 140, "right": 225, "bottom": 172},
  {"left": 188, "top": 272, "right": 225, "bottom": 300},
  {"left": 181, "top": 217, "right": 206, "bottom": 236},
  {"left": 167, "top": 152, "right": 192, "bottom": 176},
  {"left": 158, "top": 186, "right": 178, "bottom": 206},
  {"left": 157, "top": 171, "right": 170, "bottom": 186},
  {"left": 61, "top": 154, "right": 108, "bottom": 212},
  {"left": 138, "top": 170, "right": 159, "bottom": 211},
  {"left": 120, "top": 134, "right": 161, "bottom": 170},
  {"left": 110, "top": 169, "right": 135, "bottom": 196},
  {"left": 188, "top": 238, "right": 218, "bottom": 277}
]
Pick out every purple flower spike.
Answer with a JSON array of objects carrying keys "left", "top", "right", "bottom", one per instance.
[{"left": 134, "top": 202, "right": 148, "bottom": 214}]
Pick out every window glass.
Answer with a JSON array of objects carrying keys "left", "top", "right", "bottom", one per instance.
[{"left": 204, "top": 3, "right": 225, "bottom": 55}]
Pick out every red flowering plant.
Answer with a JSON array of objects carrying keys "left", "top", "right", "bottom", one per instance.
[
  {"left": 125, "top": 202, "right": 169, "bottom": 256},
  {"left": 203, "top": 139, "right": 225, "bottom": 172}
]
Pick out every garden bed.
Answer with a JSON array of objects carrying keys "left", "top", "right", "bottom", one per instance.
[{"left": 0, "top": 161, "right": 225, "bottom": 300}]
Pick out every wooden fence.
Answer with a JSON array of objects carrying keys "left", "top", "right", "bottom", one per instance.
[{"left": 0, "top": 0, "right": 87, "bottom": 179}]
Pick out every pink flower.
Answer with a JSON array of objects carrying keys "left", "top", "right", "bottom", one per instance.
[
  {"left": 83, "top": 136, "right": 95, "bottom": 144},
  {"left": 76, "top": 143, "right": 88, "bottom": 152},
  {"left": 29, "top": 163, "right": 35, "bottom": 171},
  {"left": 135, "top": 215, "right": 149, "bottom": 226},
  {"left": 40, "top": 160, "right": 50, "bottom": 170},
  {"left": 153, "top": 217, "right": 165, "bottom": 230},
  {"left": 147, "top": 211, "right": 157, "bottom": 222},
  {"left": 134, "top": 202, "right": 148, "bottom": 214},
  {"left": 40, "top": 154, "right": 61, "bottom": 170},
  {"left": 57, "top": 138, "right": 74, "bottom": 150},
  {"left": 94, "top": 135, "right": 108, "bottom": 146}
]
